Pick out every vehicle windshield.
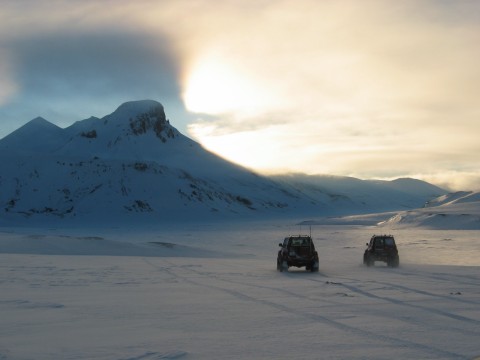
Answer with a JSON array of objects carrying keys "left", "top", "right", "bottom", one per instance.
[
  {"left": 384, "top": 237, "right": 395, "bottom": 246},
  {"left": 289, "top": 237, "right": 311, "bottom": 246}
]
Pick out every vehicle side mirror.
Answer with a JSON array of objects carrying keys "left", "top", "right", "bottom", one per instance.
[
  {"left": 366, "top": 243, "right": 369, "bottom": 246},
  {"left": 279, "top": 243, "right": 283, "bottom": 247}
]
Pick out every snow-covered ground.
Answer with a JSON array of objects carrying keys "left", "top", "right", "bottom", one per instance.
[{"left": 1, "top": 221, "right": 479, "bottom": 359}]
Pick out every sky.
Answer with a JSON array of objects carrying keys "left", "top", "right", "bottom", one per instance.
[{"left": 1, "top": 0, "right": 479, "bottom": 191}]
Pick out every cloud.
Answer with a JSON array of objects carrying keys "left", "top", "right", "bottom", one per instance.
[
  {"left": 0, "top": 49, "right": 18, "bottom": 105},
  {"left": 0, "top": 1, "right": 187, "bottom": 131},
  {"left": 417, "top": 171, "right": 480, "bottom": 192},
  {"left": 1, "top": 0, "right": 480, "bottom": 190},
  {"left": 179, "top": 0, "right": 480, "bottom": 190},
  {"left": 8, "top": 29, "right": 180, "bottom": 102}
]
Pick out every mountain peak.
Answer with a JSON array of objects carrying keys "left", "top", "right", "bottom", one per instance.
[
  {"left": 102, "top": 99, "right": 176, "bottom": 140},
  {"left": 25, "top": 116, "right": 62, "bottom": 131},
  {"left": 3, "top": 116, "right": 61, "bottom": 140},
  {"left": 0, "top": 116, "right": 64, "bottom": 153},
  {"left": 111, "top": 100, "right": 164, "bottom": 119},
  {"left": 30, "top": 116, "right": 50, "bottom": 124}
]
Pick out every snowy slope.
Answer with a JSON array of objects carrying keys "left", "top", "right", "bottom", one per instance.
[
  {"left": 0, "top": 100, "right": 447, "bottom": 225},
  {"left": 377, "top": 191, "right": 480, "bottom": 230},
  {"left": 300, "top": 191, "right": 480, "bottom": 230}
]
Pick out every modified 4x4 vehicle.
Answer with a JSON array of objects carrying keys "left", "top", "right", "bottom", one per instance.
[
  {"left": 277, "top": 235, "right": 319, "bottom": 272},
  {"left": 363, "top": 235, "right": 399, "bottom": 267}
]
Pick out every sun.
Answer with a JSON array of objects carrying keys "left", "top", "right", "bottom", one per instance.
[{"left": 183, "top": 54, "right": 274, "bottom": 115}]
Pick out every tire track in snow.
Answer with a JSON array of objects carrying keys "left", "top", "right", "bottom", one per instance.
[
  {"left": 143, "top": 258, "right": 466, "bottom": 360},
  {"left": 306, "top": 277, "right": 480, "bottom": 326},
  {"left": 396, "top": 268, "right": 479, "bottom": 287},
  {"left": 120, "top": 350, "right": 187, "bottom": 360},
  {"left": 371, "top": 280, "right": 479, "bottom": 306},
  {"left": 169, "top": 262, "right": 479, "bottom": 338}
]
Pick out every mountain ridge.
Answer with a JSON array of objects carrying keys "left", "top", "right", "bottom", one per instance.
[{"left": 0, "top": 100, "right": 448, "bottom": 225}]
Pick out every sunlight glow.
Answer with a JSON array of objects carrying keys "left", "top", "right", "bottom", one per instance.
[
  {"left": 183, "top": 54, "right": 276, "bottom": 115},
  {"left": 187, "top": 121, "right": 371, "bottom": 175},
  {"left": 188, "top": 123, "right": 286, "bottom": 171}
]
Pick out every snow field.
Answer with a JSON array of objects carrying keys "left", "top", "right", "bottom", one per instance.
[{"left": 0, "top": 222, "right": 479, "bottom": 359}]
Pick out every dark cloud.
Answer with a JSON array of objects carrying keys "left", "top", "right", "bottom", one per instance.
[{"left": 9, "top": 30, "right": 181, "bottom": 102}]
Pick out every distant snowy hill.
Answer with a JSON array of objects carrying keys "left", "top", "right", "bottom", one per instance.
[
  {"left": 378, "top": 191, "right": 480, "bottom": 229},
  {"left": 273, "top": 174, "right": 446, "bottom": 215},
  {"left": 0, "top": 100, "right": 447, "bottom": 225}
]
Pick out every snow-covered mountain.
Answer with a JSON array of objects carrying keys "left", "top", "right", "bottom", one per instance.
[
  {"left": 0, "top": 100, "right": 447, "bottom": 225},
  {"left": 378, "top": 191, "right": 480, "bottom": 229},
  {"left": 273, "top": 174, "right": 445, "bottom": 215}
]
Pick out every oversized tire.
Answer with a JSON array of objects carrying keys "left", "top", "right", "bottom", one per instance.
[
  {"left": 276, "top": 254, "right": 284, "bottom": 271},
  {"left": 365, "top": 255, "right": 374, "bottom": 267},
  {"left": 387, "top": 255, "right": 399, "bottom": 268},
  {"left": 391, "top": 256, "right": 400, "bottom": 268}
]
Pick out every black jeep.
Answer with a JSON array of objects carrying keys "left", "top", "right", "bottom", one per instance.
[
  {"left": 277, "top": 235, "right": 319, "bottom": 272},
  {"left": 363, "top": 235, "right": 399, "bottom": 267}
]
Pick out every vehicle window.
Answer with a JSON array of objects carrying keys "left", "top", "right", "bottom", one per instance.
[
  {"left": 384, "top": 237, "right": 395, "bottom": 246},
  {"left": 374, "top": 238, "right": 384, "bottom": 249},
  {"left": 290, "top": 237, "right": 310, "bottom": 246}
]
